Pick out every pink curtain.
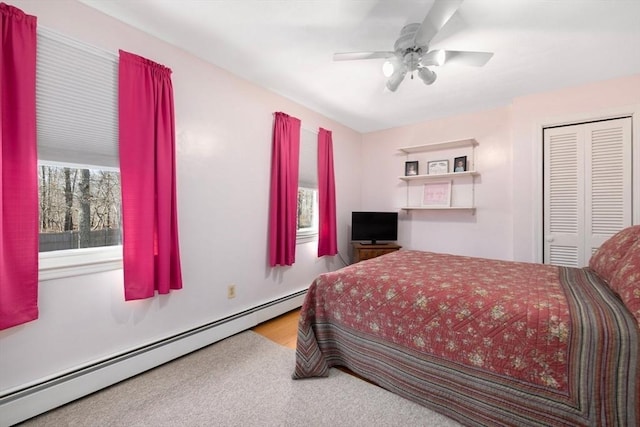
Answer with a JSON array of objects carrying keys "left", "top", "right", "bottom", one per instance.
[
  {"left": 118, "top": 50, "right": 182, "bottom": 300},
  {"left": 0, "top": 3, "right": 38, "bottom": 330},
  {"left": 268, "top": 112, "right": 301, "bottom": 266},
  {"left": 317, "top": 128, "right": 338, "bottom": 257}
]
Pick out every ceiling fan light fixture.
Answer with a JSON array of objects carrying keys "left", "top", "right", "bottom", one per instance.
[
  {"left": 418, "top": 67, "right": 437, "bottom": 85},
  {"left": 382, "top": 60, "right": 395, "bottom": 77},
  {"left": 386, "top": 68, "right": 407, "bottom": 92},
  {"left": 382, "top": 56, "right": 404, "bottom": 78},
  {"left": 419, "top": 49, "right": 447, "bottom": 67}
]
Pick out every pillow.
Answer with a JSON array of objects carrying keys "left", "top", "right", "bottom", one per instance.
[
  {"left": 588, "top": 225, "right": 640, "bottom": 284},
  {"left": 609, "top": 240, "right": 640, "bottom": 327}
]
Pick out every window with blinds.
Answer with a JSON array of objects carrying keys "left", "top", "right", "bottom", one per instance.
[
  {"left": 36, "top": 27, "right": 121, "bottom": 254},
  {"left": 297, "top": 128, "right": 318, "bottom": 242}
]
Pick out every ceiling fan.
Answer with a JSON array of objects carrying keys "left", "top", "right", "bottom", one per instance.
[{"left": 333, "top": 0, "right": 493, "bottom": 91}]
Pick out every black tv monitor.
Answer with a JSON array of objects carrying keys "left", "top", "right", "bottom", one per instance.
[{"left": 351, "top": 211, "right": 398, "bottom": 244}]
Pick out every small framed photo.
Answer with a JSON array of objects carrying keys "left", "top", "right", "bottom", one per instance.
[
  {"left": 405, "top": 161, "right": 419, "bottom": 176},
  {"left": 423, "top": 181, "right": 452, "bottom": 206},
  {"left": 427, "top": 160, "right": 448, "bottom": 175},
  {"left": 454, "top": 156, "right": 467, "bottom": 172}
]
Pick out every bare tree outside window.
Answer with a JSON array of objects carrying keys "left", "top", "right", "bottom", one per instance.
[
  {"left": 297, "top": 188, "right": 314, "bottom": 230},
  {"left": 38, "top": 165, "right": 122, "bottom": 252},
  {"left": 297, "top": 187, "right": 318, "bottom": 239}
]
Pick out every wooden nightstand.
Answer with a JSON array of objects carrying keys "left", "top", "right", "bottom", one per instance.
[{"left": 351, "top": 243, "right": 401, "bottom": 263}]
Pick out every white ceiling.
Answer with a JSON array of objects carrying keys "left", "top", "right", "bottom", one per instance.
[{"left": 78, "top": 0, "right": 640, "bottom": 133}]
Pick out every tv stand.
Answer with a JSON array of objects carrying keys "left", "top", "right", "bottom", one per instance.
[{"left": 351, "top": 242, "right": 401, "bottom": 264}]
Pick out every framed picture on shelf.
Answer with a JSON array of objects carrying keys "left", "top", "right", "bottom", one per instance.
[
  {"left": 427, "top": 160, "right": 449, "bottom": 175},
  {"left": 423, "top": 181, "right": 451, "bottom": 206},
  {"left": 454, "top": 156, "right": 467, "bottom": 172},
  {"left": 405, "top": 161, "right": 419, "bottom": 176}
]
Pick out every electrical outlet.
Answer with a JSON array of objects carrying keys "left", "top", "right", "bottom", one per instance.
[{"left": 227, "top": 284, "right": 236, "bottom": 299}]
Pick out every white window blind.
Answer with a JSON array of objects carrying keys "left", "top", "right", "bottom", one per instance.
[
  {"left": 297, "top": 128, "right": 318, "bottom": 241},
  {"left": 299, "top": 128, "right": 317, "bottom": 188},
  {"left": 36, "top": 27, "right": 119, "bottom": 168}
]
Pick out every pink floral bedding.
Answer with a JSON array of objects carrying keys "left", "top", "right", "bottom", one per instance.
[{"left": 294, "top": 250, "right": 639, "bottom": 426}]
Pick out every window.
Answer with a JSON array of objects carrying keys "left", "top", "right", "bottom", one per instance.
[
  {"left": 297, "top": 186, "right": 318, "bottom": 241},
  {"left": 297, "top": 129, "right": 318, "bottom": 242},
  {"left": 36, "top": 27, "right": 121, "bottom": 279},
  {"left": 38, "top": 164, "right": 121, "bottom": 252}
]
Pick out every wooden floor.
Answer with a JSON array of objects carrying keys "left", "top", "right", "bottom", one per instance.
[
  {"left": 254, "top": 307, "right": 372, "bottom": 383},
  {"left": 252, "top": 308, "right": 300, "bottom": 349}
]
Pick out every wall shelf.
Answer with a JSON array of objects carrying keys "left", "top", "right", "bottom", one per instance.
[
  {"left": 401, "top": 206, "right": 476, "bottom": 212},
  {"left": 398, "top": 138, "right": 478, "bottom": 154},
  {"left": 399, "top": 138, "right": 479, "bottom": 212},
  {"left": 399, "top": 171, "right": 479, "bottom": 182}
]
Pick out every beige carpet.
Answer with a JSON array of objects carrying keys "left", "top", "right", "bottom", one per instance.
[{"left": 18, "top": 331, "right": 461, "bottom": 427}]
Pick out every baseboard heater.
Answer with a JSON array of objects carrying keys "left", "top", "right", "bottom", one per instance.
[{"left": 0, "top": 290, "right": 306, "bottom": 427}]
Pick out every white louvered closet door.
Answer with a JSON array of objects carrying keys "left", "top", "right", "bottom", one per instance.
[{"left": 543, "top": 117, "right": 632, "bottom": 267}]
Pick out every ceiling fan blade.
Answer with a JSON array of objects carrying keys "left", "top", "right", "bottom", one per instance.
[
  {"left": 414, "top": 0, "right": 464, "bottom": 47},
  {"left": 333, "top": 51, "right": 395, "bottom": 61},
  {"left": 439, "top": 50, "right": 494, "bottom": 66}
]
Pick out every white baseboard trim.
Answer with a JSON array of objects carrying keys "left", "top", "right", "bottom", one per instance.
[{"left": 0, "top": 290, "right": 306, "bottom": 427}]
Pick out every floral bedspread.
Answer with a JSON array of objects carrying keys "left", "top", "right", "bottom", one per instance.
[{"left": 293, "top": 250, "right": 639, "bottom": 426}]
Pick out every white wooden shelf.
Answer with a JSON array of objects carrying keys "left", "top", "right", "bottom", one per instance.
[
  {"left": 398, "top": 138, "right": 478, "bottom": 154},
  {"left": 401, "top": 206, "right": 476, "bottom": 212},
  {"left": 399, "top": 171, "right": 479, "bottom": 181},
  {"left": 399, "top": 138, "right": 479, "bottom": 212}
]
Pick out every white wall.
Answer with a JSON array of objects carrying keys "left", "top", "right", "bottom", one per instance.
[
  {"left": 362, "top": 107, "right": 513, "bottom": 260},
  {"left": 1, "top": 0, "right": 362, "bottom": 395},
  {"left": 361, "top": 75, "right": 640, "bottom": 262}
]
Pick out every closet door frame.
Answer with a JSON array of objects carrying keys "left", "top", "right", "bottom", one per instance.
[{"left": 532, "top": 104, "right": 640, "bottom": 264}]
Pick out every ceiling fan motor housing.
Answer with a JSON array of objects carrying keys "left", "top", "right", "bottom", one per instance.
[
  {"left": 394, "top": 23, "right": 425, "bottom": 51},
  {"left": 393, "top": 23, "right": 431, "bottom": 73}
]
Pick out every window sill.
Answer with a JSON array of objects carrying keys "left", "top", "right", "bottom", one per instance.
[
  {"left": 39, "top": 246, "right": 123, "bottom": 281},
  {"left": 296, "top": 232, "right": 318, "bottom": 244}
]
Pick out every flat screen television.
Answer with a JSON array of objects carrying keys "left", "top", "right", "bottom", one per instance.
[{"left": 351, "top": 211, "right": 398, "bottom": 244}]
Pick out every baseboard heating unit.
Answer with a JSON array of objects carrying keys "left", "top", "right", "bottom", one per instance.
[{"left": 0, "top": 290, "right": 306, "bottom": 426}]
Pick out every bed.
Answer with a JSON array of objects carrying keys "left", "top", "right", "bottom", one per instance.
[{"left": 293, "top": 226, "right": 640, "bottom": 426}]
